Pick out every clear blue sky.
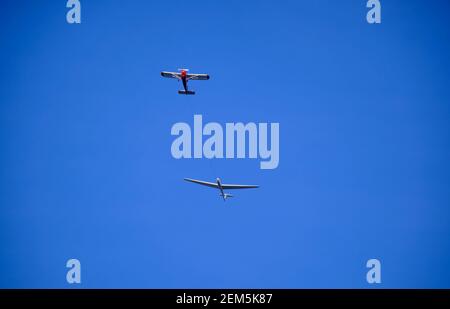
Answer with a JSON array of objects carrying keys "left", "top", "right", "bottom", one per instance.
[{"left": 1, "top": 0, "right": 449, "bottom": 288}]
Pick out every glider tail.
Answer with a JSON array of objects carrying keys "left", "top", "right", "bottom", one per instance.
[
  {"left": 178, "top": 90, "right": 195, "bottom": 95},
  {"left": 221, "top": 193, "right": 234, "bottom": 201}
]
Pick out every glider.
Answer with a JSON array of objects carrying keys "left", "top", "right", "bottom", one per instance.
[
  {"left": 161, "top": 69, "right": 209, "bottom": 95},
  {"left": 184, "top": 178, "right": 259, "bottom": 201}
]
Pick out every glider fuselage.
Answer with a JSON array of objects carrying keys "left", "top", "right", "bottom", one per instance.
[{"left": 216, "top": 178, "right": 225, "bottom": 199}]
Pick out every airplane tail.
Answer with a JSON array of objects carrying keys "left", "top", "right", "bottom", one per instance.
[{"left": 178, "top": 90, "right": 195, "bottom": 95}]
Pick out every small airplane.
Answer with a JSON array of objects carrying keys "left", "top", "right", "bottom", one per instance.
[
  {"left": 161, "top": 69, "right": 209, "bottom": 95},
  {"left": 184, "top": 178, "right": 259, "bottom": 201}
]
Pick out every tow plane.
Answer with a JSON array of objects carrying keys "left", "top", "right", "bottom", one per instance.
[
  {"left": 161, "top": 69, "right": 209, "bottom": 95},
  {"left": 184, "top": 178, "right": 259, "bottom": 201}
]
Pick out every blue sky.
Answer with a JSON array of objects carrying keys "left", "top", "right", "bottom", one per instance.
[{"left": 1, "top": 0, "right": 449, "bottom": 288}]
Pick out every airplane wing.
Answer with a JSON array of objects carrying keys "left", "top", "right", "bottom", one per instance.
[
  {"left": 220, "top": 183, "right": 259, "bottom": 189},
  {"left": 186, "top": 73, "right": 210, "bottom": 81},
  {"left": 161, "top": 71, "right": 181, "bottom": 79},
  {"left": 184, "top": 178, "right": 219, "bottom": 188}
]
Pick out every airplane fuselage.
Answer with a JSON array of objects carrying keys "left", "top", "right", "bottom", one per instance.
[{"left": 181, "top": 70, "right": 188, "bottom": 92}]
